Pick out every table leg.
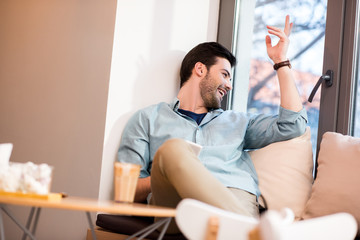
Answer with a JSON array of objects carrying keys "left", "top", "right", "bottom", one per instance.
[
  {"left": 156, "top": 217, "right": 171, "bottom": 240},
  {"left": 86, "top": 212, "right": 97, "bottom": 240},
  {"left": 21, "top": 207, "right": 41, "bottom": 240},
  {"left": 0, "top": 209, "right": 5, "bottom": 240},
  {"left": 0, "top": 205, "right": 37, "bottom": 240},
  {"left": 31, "top": 208, "right": 41, "bottom": 236},
  {"left": 125, "top": 217, "right": 172, "bottom": 240},
  {"left": 22, "top": 207, "right": 35, "bottom": 240}
]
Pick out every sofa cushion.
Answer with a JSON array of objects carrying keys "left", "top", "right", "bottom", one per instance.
[
  {"left": 250, "top": 127, "right": 313, "bottom": 219},
  {"left": 302, "top": 132, "right": 360, "bottom": 236}
]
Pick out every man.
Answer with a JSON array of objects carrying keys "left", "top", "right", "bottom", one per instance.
[{"left": 118, "top": 15, "right": 307, "bottom": 230}]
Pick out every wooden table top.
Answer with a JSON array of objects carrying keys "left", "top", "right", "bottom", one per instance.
[{"left": 0, "top": 193, "right": 176, "bottom": 217}]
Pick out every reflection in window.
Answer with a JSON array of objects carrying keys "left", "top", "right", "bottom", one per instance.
[{"left": 247, "top": 0, "right": 327, "bottom": 153}]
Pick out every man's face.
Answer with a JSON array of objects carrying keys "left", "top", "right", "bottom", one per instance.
[{"left": 199, "top": 57, "right": 232, "bottom": 109}]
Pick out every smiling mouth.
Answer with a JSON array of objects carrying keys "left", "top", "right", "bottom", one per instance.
[{"left": 218, "top": 88, "right": 227, "bottom": 98}]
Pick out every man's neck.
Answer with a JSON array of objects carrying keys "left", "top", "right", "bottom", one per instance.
[{"left": 177, "top": 84, "right": 208, "bottom": 114}]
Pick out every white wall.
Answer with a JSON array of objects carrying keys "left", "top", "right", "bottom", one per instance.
[{"left": 100, "top": 0, "right": 220, "bottom": 200}]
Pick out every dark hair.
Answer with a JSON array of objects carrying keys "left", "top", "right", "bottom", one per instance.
[{"left": 179, "top": 42, "right": 237, "bottom": 87}]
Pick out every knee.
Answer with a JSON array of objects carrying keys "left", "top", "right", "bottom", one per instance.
[
  {"left": 154, "top": 138, "right": 192, "bottom": 168},
  {"left": 153, "top": 138, "right": 191, "bottom": 175},
  {"left": 156, "top": 138, "right": 188, "bottom": 159}
]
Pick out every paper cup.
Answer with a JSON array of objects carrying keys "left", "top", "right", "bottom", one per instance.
[{"left": 114, "top": 162, "right": 141, "bottom": 203}]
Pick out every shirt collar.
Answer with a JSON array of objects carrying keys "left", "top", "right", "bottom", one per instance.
[
  {"left": 171, "top": 98, "right": 181, "bottom": 111},
  {"left": 171, "top": 97, "right": 224, "bottom": 114}
]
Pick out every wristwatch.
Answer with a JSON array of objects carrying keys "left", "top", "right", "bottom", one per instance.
[{"left": 273, "top": 60, "right": 291, "bottom": 71}]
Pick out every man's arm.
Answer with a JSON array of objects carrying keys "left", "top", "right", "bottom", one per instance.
[
  {"left": 265, "top": 15, "right": 303, "bottom": 112},
  {"left": 135, "top": 177, "right": 151, "bottom": 203},
  {"left": 117, "top": 110, "right": 152, "bottom": 203},
  {"left": 244, "top": 16, "right": 307, "bottom": 149}
]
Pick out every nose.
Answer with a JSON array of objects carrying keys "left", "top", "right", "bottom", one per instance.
[{"left": 225, "top": 78, "right": 232, "bottom": 91}]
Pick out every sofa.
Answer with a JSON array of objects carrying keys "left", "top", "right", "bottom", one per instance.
[
  {"left": 251, "top": 127, "right": 360, "bottom": 238},
  {"left": 88, "top": 127, "right": 360, "bottom": 239}
]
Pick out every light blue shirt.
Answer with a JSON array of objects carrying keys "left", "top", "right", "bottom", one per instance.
[{"left": 118, "top": 98, "right": 308, "bottom": 197}]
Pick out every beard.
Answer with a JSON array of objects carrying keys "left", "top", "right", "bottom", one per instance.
[{"left": 199, "top": 73, "right": 222, "bottom": 109}]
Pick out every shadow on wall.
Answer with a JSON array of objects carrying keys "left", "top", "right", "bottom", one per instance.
[
  {"left": 101, "top": 50, "right": 184, "bottom": 200},
  {"left": 132, "top": 50, "right": 184, "bottom": 107},
  {"left": 102, "top": 112, "right": 133, "bottom": 200},
  {"left": 101, "top": 0, "right": 186, "bottom": 201},
  {"left": 100, "top": 0, "right": 178, "bottom": 200},
  {"left": 100, "top": 0, "right": 219, "bottom": 201},
  {"left": 130, "top": 0, "right": 182, "bottom": 108}
]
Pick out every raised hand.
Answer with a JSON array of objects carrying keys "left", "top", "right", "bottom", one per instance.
[{"left": 265, "top": 15, "right": 293, "bottom": 64}]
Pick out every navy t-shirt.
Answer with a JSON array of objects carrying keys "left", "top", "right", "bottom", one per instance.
[{"left": 178, "top": 109, "right": 206, "bottom": 125}]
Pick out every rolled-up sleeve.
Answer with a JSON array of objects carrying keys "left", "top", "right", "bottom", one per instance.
[
  {"left": 117, "top": 110, "right": 151, "bottom": 178},
  {"left": 244, "top": 107, "right": 308, "bottom": 149}
]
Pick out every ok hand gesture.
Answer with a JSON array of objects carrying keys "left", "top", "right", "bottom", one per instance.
[{"left": 265, "top": 15, "right": 293, "bottom": 64}]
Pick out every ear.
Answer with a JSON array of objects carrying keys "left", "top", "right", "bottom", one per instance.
[{"left": 193, "top": 62, "right": 207, "bottom": 77}]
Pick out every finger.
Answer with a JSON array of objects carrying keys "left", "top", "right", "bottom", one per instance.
[
  {"left": 284, "top": 23, "right": 292, "bottom": 36},
  {"left": 267, "top": 26, "right": 286, "bottom": 38},
  {"left": 267, "top": 29, "right": 286, "bottom": 40},
  {"left": 267, "top": 25, "right": 282, "bottom": 32},
  {"left": 285, "top": 15, "right": 290, "bottom": 26},
  {"left": 265, "top": 35, "right": 272, "bottom": 48},
  {"left": 284, "top": 15, "right": 293, "bottom": 36},
  {"left": 288, "top": 22, "right": 293, "bottom": 36}
]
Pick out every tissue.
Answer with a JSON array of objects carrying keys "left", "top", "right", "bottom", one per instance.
[{"left": 0, "top": 162, "right": 53, "bottom": 195}]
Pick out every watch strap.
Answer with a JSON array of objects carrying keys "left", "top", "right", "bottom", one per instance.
[{"left": 273, "top": 60, "right": 291, "bottom": 70}]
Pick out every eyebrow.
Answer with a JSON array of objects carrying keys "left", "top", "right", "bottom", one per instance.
[{"left": 222, "top": 69, "right": 231, "bottom": 79}]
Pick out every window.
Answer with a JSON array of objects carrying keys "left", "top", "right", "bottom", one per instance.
[
  {"left": 218, "top": 0, "right": 360, "bottom": 163},
  {"left": 221, "top": 0, "right": 328, "bottom": 155},
  {"left": 351, "top": 10, "right": 360, "bottom": 137},
  {"left": 354, "top": 73, "right": 360, "bottom": 136}
]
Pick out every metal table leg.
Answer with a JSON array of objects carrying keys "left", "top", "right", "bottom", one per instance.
[
  {"left": 156, "top": 217, "right": 171, "bottom": 240},
  {"left": 21, "top": 207, "right": 41, "bottom": 240},
  {"left": 86, "top": 212, "right": 97, "bottom": 240},
  {"left": 125, "top": 217, "right": 172, "bottom": 240},
  {"left": 0, "top": 210, "right": 5, "bottom": 240},
  {"left": 31, "top": 208, "right": 41, "bottom": 236},
  {"left": 0, "top": 204, "right": 37, "bottom": 240},
  {"left": 22, "top": 207, "right": 35, "bottom": 240}
]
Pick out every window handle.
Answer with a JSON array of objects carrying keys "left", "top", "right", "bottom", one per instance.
[{"left": 308, "top": 70, "right": 334, "bottom": 103}]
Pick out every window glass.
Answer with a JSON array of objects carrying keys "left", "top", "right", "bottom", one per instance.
[
  {"left": 353, "top": 55, "right": 360, "bottom": 136},
  {"left": 244, "top": 0, "right": 327, "bottom": 154}
]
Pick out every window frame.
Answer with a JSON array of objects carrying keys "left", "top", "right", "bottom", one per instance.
[
  {"left": 217, "top": 0, "right": 238, "bottom": 110},
  {"left": 333, "top": 0, "right": 359, "bottom": 136}
]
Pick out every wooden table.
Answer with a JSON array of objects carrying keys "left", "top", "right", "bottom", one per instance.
[{"left": 0, "top": 193, "right": 176, "bottom": 240}]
